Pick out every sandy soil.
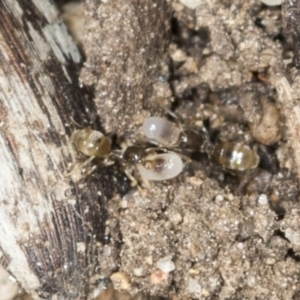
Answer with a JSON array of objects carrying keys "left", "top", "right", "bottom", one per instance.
[{"left": 75, "top": 0, "right": 300, "bottom": 299}]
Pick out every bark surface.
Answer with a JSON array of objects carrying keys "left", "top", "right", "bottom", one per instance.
[{"left": 0, "top": 0, "right": 112, "bottom": 299}]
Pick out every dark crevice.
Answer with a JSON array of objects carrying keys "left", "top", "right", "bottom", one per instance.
[
  {"left": 285, "top": 248, "right": 300, "bottom": 262},
  {"left": 269, "top": 201, "right": 286, "bottom": 220}
]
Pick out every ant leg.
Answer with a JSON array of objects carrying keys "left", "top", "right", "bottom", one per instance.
[
  {"left": 124, "top": 169, "right": 146, "bottom": 192},
  {"left": 69, "top": 117, "right": 84, "bottom": 128},
  {"left": 124, "top": 169, "right": 138, "bottom": 186},
  {"left": 80, "top": 164, "right": 98, "bottom": 179},
  {"left": 178, "top": 153, "right": 192, "bottom": 164},
  {"left": 235, "top": 169, "right": 258, "bottom": 195},
  {"left": 102, "top": 153, "right": 117, "bottom": 166},
  {"left": 201, "top": 139, "right": 214, "bottom": 156},
  {"left": 140, "top": 176, "right": 152, "bottom": 190},
  {"left": 65, "top": 156, "right": 96, "bottom": 181},
  {"left": 80, "top": 155, "right": 96, "bottom": 169},
  {"left": 145, "top": 147, "right": 168, "bottom": 154},
  {"left": 166, "top": 110, "right": 184, "bottom": 132}
]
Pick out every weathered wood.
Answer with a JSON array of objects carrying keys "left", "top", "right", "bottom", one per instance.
[
  {"left": 0, "top": 1, "right": 115, "bottom": 299},
  {"left": 0, "top": 0, "right": 172, "bottom": 299}
]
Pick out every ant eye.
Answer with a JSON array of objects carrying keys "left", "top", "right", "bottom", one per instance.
[
  {"left": 137, "top": 152, "right": 184, "bottom": 181},
  {"left": 142, "top": 117, "right": 181, "bottom": 147}
]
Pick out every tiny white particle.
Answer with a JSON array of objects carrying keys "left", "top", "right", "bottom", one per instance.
[
  {"left": 261, "top": 0, "right": 282, "bottom": 5},
  {"left": 67, "top": 199, "right": 76, "bottom": 205},
  {"left": 179, "top": 0, "right": 202, "bottom": 9},
  {"left": 156, "top": 255, "right": 176, "bottom": 273},
  {"left": 258, "top": 194, "right": 268, "bottom": 205}
]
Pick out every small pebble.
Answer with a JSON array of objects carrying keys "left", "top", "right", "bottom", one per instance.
[
  {"left": 265, "top": 257, "right": 276, "bottom": 265},
  {"left": 120, "top": 198, "right": 128, "bottom": 209},
  {"left": 150, "top": 270, "right": 169, "bottom": 285},
  {"left": 169, "top": 211, "right": 183, "bottom": 225},
  {"left": 189, "top": 243, "right": 199, "bottom": 256},
  {"left": 133, "top": 268, "right": 143, "bottom": 277},
  {"left": 188, "top": 268, "right": 200, "bottom": 275},
  {"left": 261, "top": 0, "right": 282, "bottom": 5},
  {"left": 188, "top": 278, "right": 202, "bottom": 297},
  {"left": 215, "top": 194, "right": 224, "bottom": 202},
  {"left": 189, "top": 176, "right": 203, "bottom": 186},
  {"left": 284, "top": 228, "right": 300, "bottom": 246},
  {"left": 103, "top": 245, "right": 112, "bottom": 257},
  {"left": 76, "top": 242, "right": 86, "bottom": 253},
  {"left": 227, "top": 193, "right": 234, "bottom": 201},
  {"left": 258, "top": 194, "right": 268, "bottom": 205},
  {"left": 110, "top": 272, "right": 131, "bottom": 290},
  {"left": 179, "top": 0, "right": 202, "bottom": 9},
  {"left": 156, "top": 255, "right": 176, "bottom": 273},
  {"left": 145, "top": 256, "right": 153, "bottom": 265},
  {"left": 247, "top": 275, "right": 256, "bottom": 287}
]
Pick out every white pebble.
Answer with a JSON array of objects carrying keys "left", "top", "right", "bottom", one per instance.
[
  {"left": 169, "top": 211, "right": 183, "bottom": 225},
  {"left": 265, "top": 257, "right": 276, "bottom": 265},
  {"left": 188, "top": 278, "right": 202, "bottom": 297},
  {"left": 285, "top": 228, "right": 300, "bottom": 246},
  {"left": 179, "top": 0, "right": 202, "bottom": 9},
  {"left": 156, "top": 255, "right": 176, "bottom": 273},
  {"left": 120, "top": 198, "right": 128, "bottom": 209},
  {"left": 215, "top": 194, "right": 224, "bottom": 202},
  {"left": 246, "top": 275, "right": 256, "bottom": 287},
  {"left": 133, "top": 268, "right": 143, "bottom": 277},
  {"left": 145, "top": 256, "right": 153, "bottom": 265},
  {"left": 258, "top": 194, "right": 268, "bottom": 205},
  {"left": 76, "top": 242, "right": 86, "bottom": 253},
  {"left": 261, "top": 0, "right": 282, "bottom": 5}
]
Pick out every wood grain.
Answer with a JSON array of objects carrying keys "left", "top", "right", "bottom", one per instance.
[{"left": 0, "top": 1, "right": 110, "bottom": 299}]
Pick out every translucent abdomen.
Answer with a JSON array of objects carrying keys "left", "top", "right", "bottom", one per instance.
[
  {"left": 137, "top": 152, "right": 184, "bottom": 181},
  {"left": 142, "top": 117, "right": 181, "bottom": 147},
  {"left": 213, "top": 142, "right": 260, "bottom": 171},
  {"left": 71, "top": 128, "right": 111, "bottom": 158}
]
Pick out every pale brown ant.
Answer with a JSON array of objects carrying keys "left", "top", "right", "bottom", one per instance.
[
  {"left": 70, "top": 127, "right": 185, "bottom": 187},
  {"left": 141, "top": 116, "right": 260, "bottom": 171}
]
